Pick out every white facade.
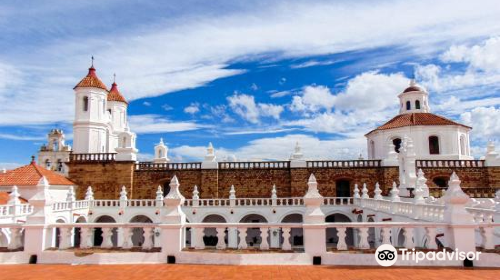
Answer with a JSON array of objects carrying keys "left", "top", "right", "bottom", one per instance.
[
  {"left": 38, "top": 129, "right": 72, "bottom": 175},
  {"left": 366, "top": 81, "right": 473, "bottom": 161},
  {"left": 72, "top": 67, "right": 137, "bottom": 160}
]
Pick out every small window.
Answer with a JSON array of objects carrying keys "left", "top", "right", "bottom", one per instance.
[
  {"left": 45, "top": 159, "right": 51, "bottom": 168},
  {"left": 406, "top": 101, "right": 411, "bottom": 110},
  {"left": 429, "top": 136, "right": 440, "bottom": 154},
  {"left": 415, "top": 100, "right": 421, "bottom": 109},
  {"left": 57, "top": 160, "right": 63, "bottom": 172},
  {"left": 83, "top": 96, "right": 89, "bottom": 111},
  {"left": 433, "top": 177, "right": 449, "bottom": 188},
  {"left": 392, "top": 138, "right": 402, "bottom": 153}
]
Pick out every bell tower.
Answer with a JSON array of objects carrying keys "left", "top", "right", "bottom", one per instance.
[
  {"left": 398, "top": 80, "right": 430, "bottom": 114},
  {"left": 73, "top": 58, "right": 110, "bottom": 154}
]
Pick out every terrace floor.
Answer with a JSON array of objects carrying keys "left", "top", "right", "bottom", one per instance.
[{"left": 0, "top": 264, "right": 498, "bottom": 280}]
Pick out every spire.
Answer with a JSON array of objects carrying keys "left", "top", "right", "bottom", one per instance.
[
  {"left": 108, "top": 75, "right": 128, "bottom": 104},
  {"left": 74, "top": 58, "right": 108, "bottom": 90},
  {"left": 85, "top": 186, "right": 94, "bottom": 200}
]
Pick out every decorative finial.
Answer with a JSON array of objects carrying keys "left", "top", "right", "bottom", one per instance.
[
  {"left": 410, "top": 79, "right": 416, "bottom": 86},
  {"left": 31, "top": 155, "right": 35, "bottom": 164},
  {"left": 91, "top": 56, "right": 94, "bottom": 67},
  {"left": 113, "top": 73, "right": 116, "bottom": 84}
]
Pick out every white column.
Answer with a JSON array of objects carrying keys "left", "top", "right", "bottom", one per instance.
[
  {"left": 403, "top": 227, "right": 415, "bottom": 249},
  {"left": 194, "top": 227, "right": 205, "bottom": 250},
  {"left": 425, "top": 227, "right": 437, "bottom": 249},
  {"left": 216, "top": 227, "right": 226, "bottom": 250},
  {"left": 380, "top": 227, "right": 391, "bottom": 245},
  {"left": 7, "top": 228, "right": 23, "bottom": 250},
  {"left": 357, "top": 227, "right": 370, "bottom": 249},
  {"left": 259, "top": 227, "right": 269, "bottom": 250},
  {"left": 142, "top": 227, "right": 154, "bottom": 250},
  {"left": 269, "top": 227, "right": 280, "bottom": 248},
  {"left": 303, "top": 174, "right": 327, "bottom": 256},
  {"left": 228, "top": 227, "right": 238, "bottom": 249},
  {"left": 282, "top": 228, "right": 292, "bottom": 250},
  {"left": 336, "top": 227, "right": 348, "bottom": 250},
  {"left": 59, "top": 227, "right": 73, "bottom": 249},
  {"left": 122, "top": 228, "right": 133, "bottom": 249},
  {"left": 238, "top": 227, "right": 248, "bottom": 249},
  {"left": 101, "top": 227, "right": 113, "bottom": 248},
  {"left": 80, "top": 227, "right": 93, "bottom": 249}
]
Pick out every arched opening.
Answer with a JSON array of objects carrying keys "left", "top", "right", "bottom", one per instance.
[
  {"left": 93, "top": 215, "right": 118, "bottom": 247},
  {"left": 54, "top": 218, "right": 65, "bottom": 248},
  {"left": 325, "top": 213, "right": 354, "bottom": 248},
  {"left": 367, "top": 217, "right": 376, "bottom": 249},
  {"left": 56, "top": 159, "right": 63, "bottom": 172},
  {"left": 397, "top": 228, "right": 405, "bottom": 247},
  {"left": 415, "top": 100, "right": 421, "bottom": 109},
  {"left": 392, "top": 138, "right": 402, "bottom": 153},
  {"left": 83, "top": 96, "right": 89, "bottom": 112},
  {"left": 130, "top": 215, "right": 154, "bottom": 247},
  {"left": 73, "top": 216, "right": 87, "bottom": 248},
  {"left": 240, "top": 214, "right": 268, "bottom": 247},
  {"left": 202, "top": 214, "right": 227, "bottom": 247},
  {"left": 45, "top": 159, "right": 51, "bottom": 169},
  {"left": 162, "top": 181, "right": 171, "bottom": 196},
  {"left": 281, "top": 214, "right": 303, "bottom": 247},
  {"left": 0, "top": 230, "right": 8, "bottom": 247},
  {"left": 335, "top": 179, "right": 351, "bottom": 197},
  {"left": 433, "top": 176, "right": 449, "bottom": 189},
  {"left": 406, "top": 101, "right": 411, "bottom": 111},
  {"left": 429, "top": 136, "right": 440, "bottom": 155}
]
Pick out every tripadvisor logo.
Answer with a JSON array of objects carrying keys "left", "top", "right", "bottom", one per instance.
[{"left": 375, "top": 244, "right": 482, "bottom": 267}]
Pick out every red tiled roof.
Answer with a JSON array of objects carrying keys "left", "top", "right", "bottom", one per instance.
[
  {"left": 0, "top": 160, "right": 75, "bottom": 186},
  {"left": 107, "top": 82, "right": 128, "bottom": 104},
  {"left": 403, "top": 85, "right": 423, "bottom": 93},
  {"left": 0, "top": 192, "right": 28, "bottom": 204},
  {"left": 74, "top": 67, "right": 108, "bottom": 90},
  {"left": 366, "top": 113, "right": 471, "bottom": 135}
]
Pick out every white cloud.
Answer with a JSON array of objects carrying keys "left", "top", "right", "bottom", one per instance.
[
  {"left": 170, "top": 134, "right": 366, "bottom": 161},
  {"left": 440, "top": 37, "right": 500, "bottom": 73},
  {"left": 460, "top": 106, "right": 500, "bottom": 141},
  {"left": 290, "top": 85, "right": 336, "bottom": 113},
  {"left": 4, "top": 0, "right": 500, "bottom": 125},
  {"left": 128, "top": 114, "right": 208, "bottom": 134},
  {"left": 184, "top": 103, "right": 200, "bottom": 114},
  {"left": 0, "top": 133, "right": 45, "bottom": 141},
  {"left": 227, "top": 93, "right": 283, "bottom": 123}
]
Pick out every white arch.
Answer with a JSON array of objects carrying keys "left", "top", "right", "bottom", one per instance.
[
  {"left": 200, "top": 212, "right": 229, "bottom": 223},
  {"left": 278, "top": 210, "right": 304, "bottom": 223}
]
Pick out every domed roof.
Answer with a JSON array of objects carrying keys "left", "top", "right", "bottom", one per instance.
[
  {"left": 402, "top": 80, "right": 424, "bottom": 93},
  {"left": 107, "top": 82, "right": 128, "bottom": 104},
  {"left": 74, "top": 66, "right": 108, "bottom": 90},
  {"left": 365, "top": 113, "right": 471, "bottom": 136},
  {"left": 403, "top": 85, "right": 423, "bottom": 93}
]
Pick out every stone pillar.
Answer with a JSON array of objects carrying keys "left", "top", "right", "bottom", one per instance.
[
  {"left": 442, "top": 172, "right": 476, "bottom": 253},
  {"left": 201, "top": 143, "right": 219, "bottom": 198},
  {"left": 160, "top": 176, "right": 186, "bottom": 257},
  {"left": 398, "top": 136, "right": 417, "bottom": 197},
  {"left": 302, "top": 174, "right": 326, "bottom": 256},
  {"left": 290, "top": 142, "right": 307, "bottom": 168},
  {"left": 24, "top": 176, "right": 55, "bottom": 254}
]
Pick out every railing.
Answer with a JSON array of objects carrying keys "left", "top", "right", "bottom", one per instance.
[
  {"left": 70, "top": 153, "right": 116, "bottom": 163},
  {"left": 135, "top": 162, "right": 202, "bottom": 171},
  {"left": 218, "top": 161, "right": 290, "bottom": 169},
  {"left": 416, "top": 160, "right": 485, "bottom": 168},
  {"left": 49, "top": 223, "right": 159, "bottom": 250},
  {"left": 307, "top": 160, "right": 381, "bottom": 168},
  {"left": 428, "top": 187, "right": 496, "bottom": 198},
  {"left": 52, "top": 200, "right": 91, "bottom": 212},
  {"left": 183, "top": 197, "right": 305, "bottom": 207},
  {"left": 0, "top": 204, "right": 33, "bottom": 217},
  {"left": 323, "top": 197, "right": 353, "bottom": 206}
]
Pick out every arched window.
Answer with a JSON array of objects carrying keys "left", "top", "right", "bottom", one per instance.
[
  {"left": 158, "top": 150, "right": 163, "bottom": 158},
  {"left": 429, "top": 136, "right": 440, "bottom": 154},
  {"left": 406, "top": 101, "right": 411, "bottom": 110},
  {"left": 415, "top": 100, "right": 421, "bottom": 109},
  {"left": 433, "top": 176, "right": 449, "bottom": 188},
  {"left": 392, "top": 138, "right": 402, "bottom": 153},
  {"left": 45, "top": 159, "right": 51, "bottom": 169},
  {"left": 56, "top": 159, "right": 63, "bottom": 172},
  {"left": 83, "top": 96, "right": 89, "bottom": 111}
]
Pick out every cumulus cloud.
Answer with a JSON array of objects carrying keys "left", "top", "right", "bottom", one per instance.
[
  {"left": 290, "top": 85, "right": 336, "bottom": 114},
  {"left": 184, "top": 103, "right": 200, "bottom": 114},
  {"left": 227, "top": 93, "right": 283, "bottom": 123}
]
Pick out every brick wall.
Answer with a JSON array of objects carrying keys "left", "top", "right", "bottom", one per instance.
[
  {"left": 67, "top": 161, "right": 500, "bottom": 199},
  {"left": 67, "top": 161, "right": 135, "bottom": 200}
]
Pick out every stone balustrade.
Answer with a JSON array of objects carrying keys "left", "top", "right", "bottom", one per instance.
[
  {"left": 416, "top": 159, "right": 485, "bottom": 168},
  {"left": 135, "top": 162, "right": 202, "bottom": 171},
  {"left": 0, "top": 204, "right": 33, "bottom": 217},
  {"left": 69, "top": 153, "right": 116, "bottom": 163},
  {"left": 307, "top": 160, "right": 381, "bottom": 168}
]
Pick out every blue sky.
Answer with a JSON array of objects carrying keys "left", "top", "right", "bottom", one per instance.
[{"left": 2, "top": 0, "right": 500, "bottom": 168}]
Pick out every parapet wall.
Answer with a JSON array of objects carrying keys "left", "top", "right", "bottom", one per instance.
[{"left": 67, "top": 158, "right": 500, "bottom": 200}]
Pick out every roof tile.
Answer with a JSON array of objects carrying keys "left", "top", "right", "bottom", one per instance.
[{"left": 0, "top": 161, "right": 75, "bottom": 187}]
